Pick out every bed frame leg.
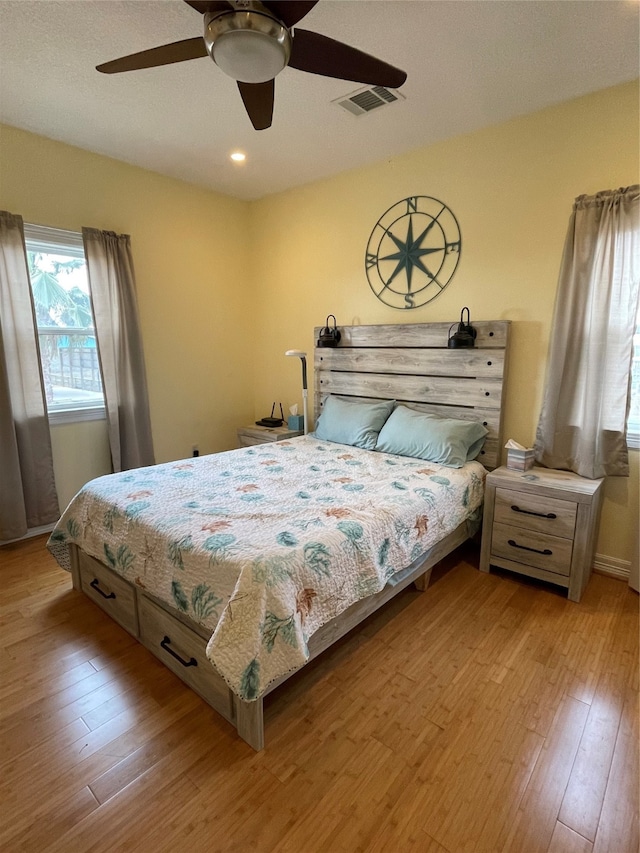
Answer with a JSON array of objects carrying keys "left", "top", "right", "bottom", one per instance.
[
  {"left": 414, "top": 567, "right": 433, "bottom": 591},
  {"left": 69, "top": 545, "right": 81, "bottom": 590},
  {"left": 235, "top": 697, "right": 265, "bottom": 751}
]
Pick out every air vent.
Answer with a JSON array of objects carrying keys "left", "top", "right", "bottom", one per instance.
[{"left": 333, "top": 85, "right": 405, "bottom": 116}]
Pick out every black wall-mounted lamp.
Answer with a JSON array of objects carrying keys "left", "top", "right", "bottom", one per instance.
[
  {"left": 316, "top": 314, "right": 341, "bottom": 348},
  {"left": 447, "top": 307, "right": 477, "bottom": 348}
]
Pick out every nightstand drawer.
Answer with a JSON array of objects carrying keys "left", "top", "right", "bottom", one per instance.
[
  {"left": 238, "top": 433, "right": 272, "bottom": 446},
  {"left": 494, "top": 487, "right": 577, "bottom": 538},
  {"left": 237, "top": 425, "right": 303, "bottom": 447},
  {"left": 491, "top": 522, "right": 573, "bottom": 576}
]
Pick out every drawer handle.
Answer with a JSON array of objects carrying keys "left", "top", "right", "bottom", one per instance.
[
  {"left": 160, "top": 636, "right": 197, "bottom": 668},
  {"left": 508, "top": 539, "right": 552, "bottom": 556},
  {"left": 90, "top": 578, "right": 116, "bottom": 600},
  {"left": 511, "top": 505, "right": 557, "bottom": 520}
]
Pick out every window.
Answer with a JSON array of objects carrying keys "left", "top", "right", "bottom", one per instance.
[{"left": 23, "top": 224, "right": 105, "bottom": 423}]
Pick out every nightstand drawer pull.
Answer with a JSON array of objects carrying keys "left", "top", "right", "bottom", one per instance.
[
  {"left": 507, "top": 539, "right": 552, "bottom": 556},
  {"left": 160, "top": 635, "right": 197, "bottom": 668},
  {"left": 90, "top": 578, "right": 116, "bottom": 600},
  {"left": 511, "top": 505, "right": 557, "bottom": 519}
]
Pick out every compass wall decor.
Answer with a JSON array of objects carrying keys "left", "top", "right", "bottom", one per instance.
[{"left": 365, "top": 196, "right": 462, "bottom": 309}]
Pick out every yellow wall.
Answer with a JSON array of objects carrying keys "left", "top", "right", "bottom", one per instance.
[
  {"left": 50, "top": 419, "right": 112, "bottom": 509},
  {"left": 249, "top": 80, "right": 639, "bottom": 565},
  {"left": 1, "top": 80, "right": 638, "bottom": 565},
  {"left": 0, "top": 123, "right": 255, "bottom": 491}
]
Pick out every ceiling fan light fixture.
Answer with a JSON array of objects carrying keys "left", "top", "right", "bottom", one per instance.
[
  {"left": 205, "top": 11, "right": 291, "bottom": 84},
  {"left": 95, "top": 1, "right": 407, "bottom": 132}
]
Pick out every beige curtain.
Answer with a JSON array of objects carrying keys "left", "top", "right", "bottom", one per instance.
[
  {"left": 0, "top": 211, "right": 59, "bottom": 539},
  {"left": 82, "top": 228, "right": 155, "bottom": 472},
  {"left": 535, "top": 185, "right": 640, "bottom": 479}
]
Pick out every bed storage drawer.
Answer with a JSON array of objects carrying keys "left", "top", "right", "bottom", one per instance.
[
  {"left": 79, "top": 552, "right": 139, "bottom": 637},
  {"left": 138, "top": 595, "right": 234, "bottom": 724}
]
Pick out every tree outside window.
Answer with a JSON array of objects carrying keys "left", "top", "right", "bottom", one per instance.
[{"left": 24, "top": 224, "right": 105, "bottom": 418}]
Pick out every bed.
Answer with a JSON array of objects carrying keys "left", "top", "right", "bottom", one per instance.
[{"left": 48, "top": 320, "right": 510, "bottom": 750}]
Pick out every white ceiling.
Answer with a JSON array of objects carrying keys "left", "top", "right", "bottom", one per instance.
[{"left": 0, "top": 0, "right": 638, "bottom": 201}]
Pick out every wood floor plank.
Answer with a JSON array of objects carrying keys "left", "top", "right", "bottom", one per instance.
[
  {"left": 0, "top": 660, "right": 157, "bottom": 765},
  {"left": 0, "top": 695, "right": 163, "bottom": 848},
  {"left": 548, "top": 822, "right": 593, "bottom": 853},
  {"left": 592, "top": 687, "right": 640, "bottom": 853},
  {"left": 0, "top": 713, "right": 90, "bottom": 771},
  {"left": 558, "top": 672, "right": 627, "bottom": 840},
  {"left": 275, "top": 736, "right": 407, "bottom": 852},
  {"left": 0, "top": 698, "right": 209, "bottom": 851},
  {"left": 48, "top": 710, "right": 230, "bottom": 853},
  {"left": 134, "top": 762, "right": 287, "bottom": 853},
  {"left": 0, "top": 681, "right": 199, "bottom": 806},
  {"left": 0, "top": 657, "right": 100, "bottom": 708},
  {"left": 48, "top": 773, "right": 201, "bottom": 853},
  {"left": 0, "top": 646, "right": 143, "bottom": 729},
  {"left": 88, "top": 701, "right": 225, "bottom": 804},
  {"left": 497, "top": 695, "right": 590, "bottom": 853},
  {"left": 417, "top": 705, "right": 543, "bottom": 851},
  {"left": 3, "top": 785, "right": 99, "bottom": 852},
  {"left": 0, "top": 536, "right": 637, "bottom": 853},
  {"left": 366, "top": 826, "right": 452, "bottom": 853}
]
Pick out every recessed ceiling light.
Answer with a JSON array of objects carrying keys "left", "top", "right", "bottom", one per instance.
[{"left": 230, "top": 151, "right": 246, "bottom": 162}]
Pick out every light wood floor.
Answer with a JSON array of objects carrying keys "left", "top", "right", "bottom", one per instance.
[{"left": 0, "top": 535, "right": 637, "bottom": 853}]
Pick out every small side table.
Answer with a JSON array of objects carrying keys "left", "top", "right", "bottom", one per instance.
[
  {"left": 479, "top": 466, "right": 603, "bottom": 602},
  {"left": 237, "top": 425, "right": 303, "bottom": 447}
]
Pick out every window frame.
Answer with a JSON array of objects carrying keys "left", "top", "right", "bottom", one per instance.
[{"left": 23, "top": 223, "right": 105, "bottom": 425}]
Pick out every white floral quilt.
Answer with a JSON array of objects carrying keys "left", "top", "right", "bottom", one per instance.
[{"left": 48, "top": 437, "right": 486, "bottom": 700}]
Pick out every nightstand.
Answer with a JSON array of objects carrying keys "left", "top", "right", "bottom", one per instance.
[
  {"left": 237, "top": 425, "right": 303, "bottom": 447},
  {"left": 479, "top": 466, "right": 603, "bottom": 602}
]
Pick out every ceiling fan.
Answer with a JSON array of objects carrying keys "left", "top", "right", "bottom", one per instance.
[{"left": 96, "top": 0, "right": 407, "bottom": 131}]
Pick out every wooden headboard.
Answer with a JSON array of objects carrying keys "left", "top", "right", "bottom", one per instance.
[{"left": 313, "top": 321, "right": 510, "bottom": 470}]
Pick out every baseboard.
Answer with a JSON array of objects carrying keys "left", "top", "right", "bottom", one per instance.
[
  {"left": 593, "top": 553, "right": 631, "bottom": 581},
  {"left": 0, "top": 523, "right": 55, "bottom": 546}
]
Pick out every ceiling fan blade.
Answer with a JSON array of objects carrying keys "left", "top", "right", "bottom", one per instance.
[
  {"left": 96, "top": 37, "right": 208, "bottom": 74},
  {"left": 237, "top": 80, "right": 274, "bottom": 130},
  {"left": 183, "top": 1, "right": 233, "bottom": 14},
  {"left": 289, "top": 29, "right": 407, "bottom": 89},
  {"left": 262, "top": 1, "right": 319, "bottom": 28}
]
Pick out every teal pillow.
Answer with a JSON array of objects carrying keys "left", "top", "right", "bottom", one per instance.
[
  {"left": 375, "top": 405, "right": 488, "bottom": 467},
  {"left": 314, "top": 396, "right": 395, "bottom": 449}
]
